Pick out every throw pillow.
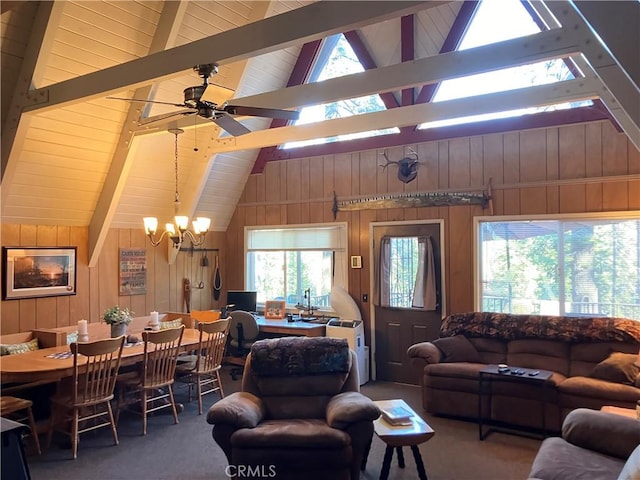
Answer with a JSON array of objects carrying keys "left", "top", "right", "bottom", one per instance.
[
  {"left": 589, "top": 352, "right": 639, "bottom": 385},
  {"left": 432, "top": 335, "right": 480, "bottom": 363},
  {"left": 66, "top": 331, "right": 79, "bottom": 344},
  {"left": 0, "top": 338, "right": 39, "bottom": 356}
]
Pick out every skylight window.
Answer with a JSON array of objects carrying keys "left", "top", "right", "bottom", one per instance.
[
  {"left": 283, "top": 34, "right": 398, "bottom": 149},
  {"left": 419, "top": 0, "right": 591, "bottom": 130}
]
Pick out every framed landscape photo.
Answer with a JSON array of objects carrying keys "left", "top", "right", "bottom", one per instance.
[
  {"left": 264, "top": 300, "right": 286, "bottom": 319},
  {"left": 2, "top": 247, "right": 77, "bottom": 300}
]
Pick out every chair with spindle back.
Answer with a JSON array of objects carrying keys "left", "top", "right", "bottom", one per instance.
[
  {"left": 175, "top": 318, "right": 230, "bottom": 414},
  {"left": 46, "top": 335, "right": 125, "bottom": 459},
  {"left": 115, "top": 326, "right": 184, "bottom": 435}
]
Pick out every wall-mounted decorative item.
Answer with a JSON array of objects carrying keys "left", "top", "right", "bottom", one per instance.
[
  {"left": 379, "top": 149, "right": 423, "bottom": 184},
  {"left": 265, "top": 300, "right": 286, "bottom": 319},
  {"left": 119, "top": 248, "right": 147, "bottom": 295},
  {"left": 2, "top": 247, "right": 77, "bottom": 300},
  {"left": 332, "top": 182, "right": 493, "bottom": 220},
  {"left": 351, "top": 256, "right": 363, "bottom": 269}
]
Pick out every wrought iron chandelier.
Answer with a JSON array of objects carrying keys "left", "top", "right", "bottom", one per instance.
[{"left": 143, "top": 128, "right": 210, "bottom": 248}]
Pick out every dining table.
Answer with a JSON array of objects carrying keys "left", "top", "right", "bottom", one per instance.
[{"left": 0, "top": 327, "right": 201, "bottom": 385}]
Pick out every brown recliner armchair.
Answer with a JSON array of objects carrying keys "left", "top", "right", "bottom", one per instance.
[{"left": 206, "top": 336, "right": 380, "bottom": 480}]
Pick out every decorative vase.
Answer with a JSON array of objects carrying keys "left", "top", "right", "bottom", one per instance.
[{"left": 111, "top": 323, "right": 127, "bottom": 338}]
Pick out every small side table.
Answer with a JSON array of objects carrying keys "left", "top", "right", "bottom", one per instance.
[
  {"left": 478, "top": 365, "right": 553, "bottom": 440},
  {"left": 362, "top": 399, "right": 435, "bottom": 480}
]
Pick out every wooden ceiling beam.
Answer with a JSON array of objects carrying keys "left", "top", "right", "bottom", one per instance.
[
  {"left": 207, "top": 78, "right": 601, "bottom": 154},
  {"left": 134, "top": 26, "right": 581, "bottom": 135},
  {"left": 88, "top": 1, "right": 189, "bottom": 267},
  {"left": 20, "top": 1, "right": 443, "bottom": 113},
  {"left": 542, "top": 0, "right": 639, "bottom": 150},
  {"left": 1, "top": 2, "right": 63, "bottom": 200}
]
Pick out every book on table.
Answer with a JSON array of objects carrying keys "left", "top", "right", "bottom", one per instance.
[{"left": 380, "top": 404, "right": 414, "bottom": 426}]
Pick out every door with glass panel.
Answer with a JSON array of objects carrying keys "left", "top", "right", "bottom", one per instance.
[{"left": 372, "top": 221, "right": 444, "bottom": 384}]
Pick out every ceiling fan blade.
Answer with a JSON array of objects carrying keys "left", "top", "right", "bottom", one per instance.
[
  {"left": 200, "top": 84, "right": 236, "bottom": 106},
  {"left": 107, "top": 96, "right": 187, "bottom": 108},
  {"left": 225, "top": 104, "right": 300, "bottom": 121},
  {"left": 211, "top": 114, "right": 252, "bottom": 136},
  {"left": 138, "top": 109, "right": 197, "bottom": 126}
]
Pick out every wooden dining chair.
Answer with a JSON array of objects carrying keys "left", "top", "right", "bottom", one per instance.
[
  {"left": 0, "top": 396, "right": 42, "bottom": 455},
  {"left": 175, "top": 318, "right": 230, "bottom": 414},
  {"left": 46, "top": 335, "right": 126, "bottom": 459},
  {"left": 116, "top": 325, "right": 184, "bottom": 435}
]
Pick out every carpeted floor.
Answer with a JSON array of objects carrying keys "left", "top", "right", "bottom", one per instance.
[{"left": 27, "top": 367, "right": 540, "bottom": 480}]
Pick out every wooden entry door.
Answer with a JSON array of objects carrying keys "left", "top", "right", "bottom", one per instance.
[{"left": 372, "top": 221, "right": 444, "bottom": 384}]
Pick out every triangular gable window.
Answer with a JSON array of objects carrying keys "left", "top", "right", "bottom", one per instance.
[
  {"left": 419, "top": 0, "right": 592, "bottom": 130},
  {"left": 283, "top": 34, "right": 398, "bottom": 149}
]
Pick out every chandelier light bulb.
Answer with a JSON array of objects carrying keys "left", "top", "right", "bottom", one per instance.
[
  {"left": 175, "top": 216, "right": 189, "bottom": 231},
  {"left": 143, "top": 217, "right": 158, "bottom": 235}
]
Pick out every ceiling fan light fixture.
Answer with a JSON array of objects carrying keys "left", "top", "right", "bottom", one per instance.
[{"left": 143, "top": 129, "right": 211, "bottom": 249}]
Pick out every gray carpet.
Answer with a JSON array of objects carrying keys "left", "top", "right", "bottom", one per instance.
[{"left": 27, "top": 367, "right": 540, "bottom": 479}]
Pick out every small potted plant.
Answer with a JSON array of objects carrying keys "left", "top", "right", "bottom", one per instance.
[{"left": 102, "top": 306, "right": 134, "bottom": 338}]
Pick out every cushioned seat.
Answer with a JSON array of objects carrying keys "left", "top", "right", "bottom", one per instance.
[
  {"left": 231, "top": 419, "right": 351, "bottom": 448},
  {"left": 528, "top": 408, "right": 640, "bottom": 480},
  {"left": 408, "top": 312, "right": 640, "bottom": 432},
  {"left": 207, "top": 336, "right": 380, "bottom": 480}
]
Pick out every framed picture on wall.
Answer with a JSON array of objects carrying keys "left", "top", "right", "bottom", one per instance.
[
  {"left": 2, "top": 247, "right": 77, "bottom": 300},
  {"left": 264, "top": 300, "right": 286, "bottom": 319}
]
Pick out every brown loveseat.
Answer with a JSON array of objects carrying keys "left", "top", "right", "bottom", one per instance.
[
  {"left": 206, "top": 336, "right": 380, "bottom": 480},
  {"left": 407, "top": 312, "right": 640, "bottom": 432}
]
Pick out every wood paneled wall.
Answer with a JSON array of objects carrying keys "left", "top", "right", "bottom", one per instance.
[
  {"left": 226, "top": 121, "right": 639, "bottom": 343},
  {"left": 0, "top": 226, "right": 227, "bottom": 335},
  {"left": 2, "top": 121, "right": 638, "bottom": 337}
]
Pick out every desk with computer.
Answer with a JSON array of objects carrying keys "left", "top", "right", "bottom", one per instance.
[{"left": 222, "top": 290, "right": 366, "bottom": 382}]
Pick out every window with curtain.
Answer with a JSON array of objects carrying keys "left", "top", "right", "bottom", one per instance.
[
  {"left": 245, "top": 223, "right": 348, "bottom": 309},
  {"left": 476, "top": 214, "right": 640, "bottom": 320},
  {"left": 378, "top": 235, "right": 437, "bottom": 310}
]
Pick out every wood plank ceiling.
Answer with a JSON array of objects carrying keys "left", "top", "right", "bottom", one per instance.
[{"left": 1, "top": 1, "right": 638, "bottom": 266}]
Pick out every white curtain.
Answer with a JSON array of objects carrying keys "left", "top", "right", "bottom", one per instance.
[
  {"left": 378, "top": 236, "right": 391, "bottom": 307},
  {"left": 412, "top": 236, "right": 437, "bottom": 310}
]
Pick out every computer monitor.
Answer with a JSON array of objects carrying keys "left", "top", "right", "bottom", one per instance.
[{"left": 226, "top": 290, "right": 257, "bottom": 313}]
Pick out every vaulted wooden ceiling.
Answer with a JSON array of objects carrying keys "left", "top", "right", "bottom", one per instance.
[{"left": 1, "top": 1, "right": 638, "bottom": 266}]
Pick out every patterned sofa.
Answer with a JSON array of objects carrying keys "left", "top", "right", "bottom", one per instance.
[{"left": 407, "top": 312, "right": 640, "bottom": 432}]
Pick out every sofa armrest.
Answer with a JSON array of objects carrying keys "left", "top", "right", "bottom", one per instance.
[
  {"left": 407, "top": 342, "right": 442, "bottom": 368},
  {"left": 562, "top": 408, "right": 640, "bottom": 460},
  {"left": 206, "top": 391, "right": 265, "bottom": 428},
  {"left": 326, "top": 392, "right": 380, "bottom": 429}
]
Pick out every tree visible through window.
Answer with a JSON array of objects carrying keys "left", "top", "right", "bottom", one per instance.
[
  {"left": 245, "top": 224, "right": 348, "bottom": 310},
  {"left": 420, "top": 0, "right": 592, "bottom": 130},
  {"left": 283, "top": 34, "right": 398, "bottom": 149},
  {"left": 478, "top": 217, "right": 640, "bottom": 320}
]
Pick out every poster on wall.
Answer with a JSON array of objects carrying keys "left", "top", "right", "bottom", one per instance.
[{"left": 119, "top": 248, "right": 146, "bottom": 295}]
